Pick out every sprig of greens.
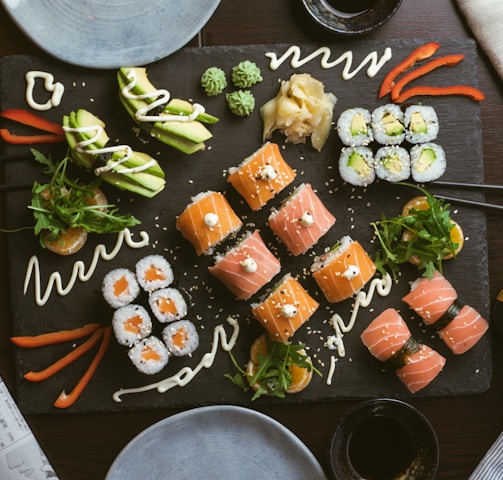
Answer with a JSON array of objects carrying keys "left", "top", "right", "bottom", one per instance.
[
  {"left": 226, "top": 335, "right": 321, "bottom": 401},
  {"left": 29, "top": 150, "right": 140, "bottom": 244},
  {"left": 371, "top": 183, "right": 459, "bottom": 280}
]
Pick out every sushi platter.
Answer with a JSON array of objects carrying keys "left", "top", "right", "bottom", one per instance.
[{"left": 0, "top": 38, "right": 492, "bottom": 414}]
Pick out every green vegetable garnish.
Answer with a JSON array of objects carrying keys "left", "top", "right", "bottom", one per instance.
[
  {"left": 226, "top": 335, "right": 321, "bottom": 401},
  {"left": 29, "top": 149, "right": 140, "bottom": 246},
  {"left": 371, "top": 183, "right": 459, "bottom": 281}
]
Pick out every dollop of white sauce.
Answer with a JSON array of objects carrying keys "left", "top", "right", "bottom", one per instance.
[
  {"left": 281, "top": 304, "right": 298, "bottom": 318},
  {"left": 325, "top": 274, "right": 393, "bottom": 364},
  {"left": 24, "top": 229, "right": 149, "bottom": 306},
  {"left": 121, "top": 69, "right": 205, "bottom": 122},
  {"left": 25, "top": 71, "right": 64, "bottom": 111},
  {"left": 299, "top": 211, "right": 314, "bottom": 227},
  {"left": 204, "top": 212, "right": 219, "bottom": 228},
  {"left": 241, "top": 257, "right": 257, "bottom": 273},
  {"left": 342, "top": 265, "right": 360, "bottom": 279},
  {"left": 265, "top": 45, "right": 393, "bottom": 79},
  {"left": 112, "top": 316, "right": 240, "bottom": 401},
  {"left": 259, "top": 164, "right": 277, "bottom": 181}
]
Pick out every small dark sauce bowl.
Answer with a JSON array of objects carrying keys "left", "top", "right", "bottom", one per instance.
[
  {"left": 328, "top": 398, "right": 439, "bottom": 480},
  {"left": 299, "top": 0, "right": 403, "bottom": 36}
]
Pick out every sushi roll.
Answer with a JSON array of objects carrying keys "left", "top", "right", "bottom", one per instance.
[
  {"left": 162, "top": 320, "right": 200, "bottom": 357},
  {"left": 149, "top": 287, "right": 188, "bottom": 323},
  {"left": 410, "top": 142, "right": 446, "bottom": 183},
  {"left": 112, "top": 304, "right": 152, "bottom": 346},
  {"left": 268, "top": 183, "right": 336, "bottom": 256},
  {"left": 336, "top": 107, "right": 373, "bottom": 147},
  {"left": 227, "top": 142, "right": 296, "bottom": 211},
  {"left": 176, "top": 191, "right": 243, "bottom": 256},
  {"left": 402, "top": 271, "right": 489, "bottom": 354},
  {"left": 374, "top": 146, "right": 410, "bottom": 183},
  {"left": 102, "top": 268, "right": 140, "bottom": 308},
  {"left": 404, "top": 105, "right": 439, "bottom": 144},
  {"left": 361, "top": 308, "right": 446, "bottom": 393},
  {"left": 311, "top": 236, "right": 376, "bottom": 303},
  {"left": 338, "top": 146, "right": 375, "bottom": 187},
  {"left": 208, "top": 230, "right": 281, "bottom": 300},
  {"left": 371, "top": 104, "right": 405, "bottom": 145},
  {"left": 135, "top": 255, "right": 174, "bottom": 292},
  {"left": 251, "top": 274, "right": 319, "bottom": 342},
  {"left": 128, "top": 336, "right": 170, "bottom": 375}
]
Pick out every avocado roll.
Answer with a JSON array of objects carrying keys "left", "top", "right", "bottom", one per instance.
[
  {"left": 338, "top": 146, "right": 375, "bottom": 187},
  {"left": 374, "top": 146, "right": 410, "bottom": 183},
  {"left": 372, "top": 104, "right": 405, "bottom": 145},
  {"left": 410, "top": 142, "right": 446, "bottom": 182},
  {"left": 404, "top": 105, "right": 439, "bottom": 144},
  {"left": 336, "top": 108, "right": 373, "bottom": 147}
]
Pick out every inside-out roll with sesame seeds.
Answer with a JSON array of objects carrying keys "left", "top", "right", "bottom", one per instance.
[
  {"left": 338, "top": 146, "right": 375, "bottom": 187},
  {"left": 135, "top": 254, "right": 174, "bottom": 292},
  {"left": 372, "top": 103, "right": 405, "bottom": 145},
  {"left": 112, "top": 304, "right": 152, "bottom": 346},
  {"left": 336, "top": 107, "right": 374, "bottom": 147},
  {"left": 128, "top": 336, "right": 170, "bottom": 375},
  {"left": 404, "top": 104, "right": 439, "bottom": 144},
  {"left": 102, "top": 268, "right": 140, "bottom": 308},
  {"left": 410, "top": 142, "right": 446, "bottom": 182},
  {"left": 149, "top": 287, "right": 188, "bottom": 323},
  {"left": 162, "top": 320, "right": 200, "bottom": 357},
  {"left": 374, "top": 145, "right": 411, "bottom": 183}
]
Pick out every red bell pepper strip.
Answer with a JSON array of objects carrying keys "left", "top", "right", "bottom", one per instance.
[
  {"left": 10, "top": 323, "right": 102, "bottom": 348},
  {"left": 393, "top": 85, "right": 486, "bottom": 104},
  {"left": 378, "top": 41, "right": 441, "bottom": 98},
  {"left": 0, "top": 109, "right": 64, "bottom": 135},
  {"left": 53, "top": 326, "right": 112, "bottom": 409},
  {"left": 390, "top": 54, "right": 465, "bottom": 101},
  {"left": 0, "top": 129, "right": 65, "bottom": 144}
]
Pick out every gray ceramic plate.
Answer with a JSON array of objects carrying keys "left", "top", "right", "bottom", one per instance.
[
  {"left": 106, "top": 405, "right": 328, "bottom": 479},
  {"left": 1, "top": 0, "right": 221, "bottom": 69}
]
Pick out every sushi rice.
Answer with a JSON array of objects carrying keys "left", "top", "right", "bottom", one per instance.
[
  {"left": 410, "top": 142, "right": 446, "bottom": 182},
  {"left": 135, "top": 254, "right": 174, "bottom": 292},
  {"left": 338, "top": 146, "right": 375, "bottom": 187},
  {"left": 372, "top": 104, "right": 405, "bottom": 145},
  {"left": 112, "top": 304, "right": 152, "bottom": 346},
  {"left": 404, "top": 105, "right": 439, "bottom": 144},
  {"left": 374, "top": 146, "right": 411, "bottom": 182},
  {"left": 128, "top": 336, "right": 170, "bottom": 375},
  {"left": 149, "top": 287, "right": 188, "bottom": 323},
  {"left": 102, "top": 268, "right": 140, "bottom": 309},
  {"left": 336, "top": 107, "right": 374, "bottom": 147},
  {"left": 162, "top": 320, "right": 199, "bottom": 357}
]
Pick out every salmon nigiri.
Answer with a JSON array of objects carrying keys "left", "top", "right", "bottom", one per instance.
[
  {"left": 251, "top": 274, "right": 318, "bottom": 342},
  {"left": 227, "top": 142, "right": 296, "bottom": 211},
  {"left": 268, "top": 183, "right": 335, "bottom": 256},
  {"left": 176, "top": 191, "right": 242, "bottom": 256},
  {"left": 311, "top": 236, "right": 376, "bottom": 303},
  {"left": 208, "top": 230, "right": 281, "bottom": 300}
]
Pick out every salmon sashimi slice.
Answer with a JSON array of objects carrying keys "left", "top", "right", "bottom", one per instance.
[
  {"left": 208, "top": 230, "right": 281, "bottom": 300},
  {"left": 176, "top": 191, "right": 243, "bottom": 256},
  {"left": 395, "top": 344, "right": 446, "bottom": 393},
  {"left": 251, "top": 274, "right": 319, "bottom": 342},
  {"left": 311, "top": 236, "right": 376, "bottom": 303},
  {"left": 438, "top": 304, "right": 489, "bottom": 355},
  {"left": 227, "top": 142, "right": 296, "bottom": 211},
  {"left": 268, "top": 183, "right": 336, "bottom": 256},
  {"left": 402, "top": 270, "right": 458, "bottom": 324},
  {"left": 360, "top": 308, "right": 412, "bottom": 361}
]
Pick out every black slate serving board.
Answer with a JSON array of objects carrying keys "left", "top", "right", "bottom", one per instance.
[{"left": 0, "top": 38, "right": 492, "bottom": 414}]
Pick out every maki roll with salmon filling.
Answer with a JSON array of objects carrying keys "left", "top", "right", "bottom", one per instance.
[
  {"left": 162, "top": 320, "right": 199, "bottom": 357},
  {"left": 112, "top": 304, "right": 152, "bottom": 346},
  {"left": 410, "top": 142, "right": 446, "bottom": 183},
  {"left": 135, "top": 254, "right": 174, "bottom": 292},
  {"left": 374, "top": 146, "right": 410, "bottom": 183},
  {"left": 128, "top": 336, "right": 170, "bottom": 375},
  {"left": 268, "top": 183, "right": 336, "bottom": 256},
  {"left": 208, "top": 230, "right": 281, "bottom": 300},
  {"left": 338, "top": 146, "right": 375, "bottom": 187},
  {"left": 404, "top": 105, "right": 439, "bottom": 144},
  {"left": 361, "top": 308, "right": 446, "bottom": 393},
  {"left": 251, "top": 274, "right": 319, "bottom": 342},
  {"left": 149, "top": 287, "right": 188, "bottom": 323},
  {"left": 227, "top": 142, "right": 296, "bottom": 211},
  {"left": 311, "top": 236, "right": 376, "bottom": 303},
  {"left": 176, "top": 190, "right": 243, "bottom": 256},
  {"left": 336, "top": 107, "right": 374, "bottom": 147},
  {"left": 102, "top": 268, "right": 140, "bottom": 308},
  {"left": 371, "top": 104, "right": 405, "bottom": 145}
]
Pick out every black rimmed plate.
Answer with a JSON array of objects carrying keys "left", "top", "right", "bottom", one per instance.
[
  {"left": 299, "top": 0, "right": 403, "bottom": 35},
  {"left": 1, "top": 0, "right": 221, "bottom": 69},
  {"left": 106, "top": 405, "right": 328, "bottom": 479}
]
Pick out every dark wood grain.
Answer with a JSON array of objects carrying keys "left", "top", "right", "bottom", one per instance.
[{"left": 0, "top": 1, "right": 502, "bottom": 479}]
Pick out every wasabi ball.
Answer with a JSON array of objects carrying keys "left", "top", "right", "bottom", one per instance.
[
  {"left": 226, "top": 90, "right": 255, "bottom": 117},
  {"left": 201, "top": 67, "right": 227, "bottom": 96},
  {"left": 231, "top": 61, "right": 263, "bottom": 88}
]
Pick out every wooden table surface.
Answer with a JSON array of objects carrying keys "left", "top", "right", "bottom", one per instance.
[{"left": 0, "top": 1, "right": 502, "bottom": 479}]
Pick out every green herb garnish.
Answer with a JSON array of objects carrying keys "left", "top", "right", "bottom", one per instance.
[
  {"left": 371, "top": 183, "right": 459, "bottom": 281},
  {"left": 29, "top": 150, "right": 140, "bottom": 246},
  {"left": 226, "top": 335, "right": 322, "bottom": 401}
]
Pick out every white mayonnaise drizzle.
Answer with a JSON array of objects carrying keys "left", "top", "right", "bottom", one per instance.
[
  {"left": 24, "top": 229, "right": 149, "bottom": 306},
  {"left": 121, "top": 69, "right": 205, "bottom": 122},
  {"left": 25, "top": 71, "right": 64, "bottom": 111},
  {"left": 241, "top": 258, "right": 257, "bottom": 273},
  {"left": 62, "top": 124, "right": 156, "bottom": 176},
  {"left": 327, "top": 355, "right": 337, "bottom": 386},
  {"left": 112, "top": 316, "right": 240, "bottom": 402},
  {"left": 265, "top": 45, "right": 393, "bottom": 79},
  {"left": 325, "top": 274, "right": 393, "bottom": 362}
]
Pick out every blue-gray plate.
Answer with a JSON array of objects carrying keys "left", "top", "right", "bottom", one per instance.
[
  {"left": 1, "top": 0, "right": 221, "bottom": 69},
  {"left": 106, "top": 405, "right": 328, "bottom": 479}
]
